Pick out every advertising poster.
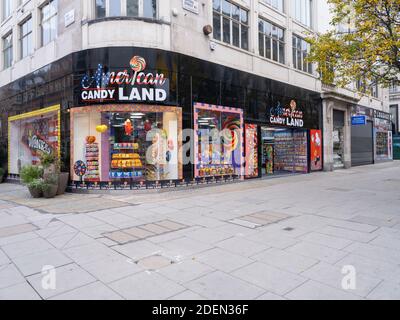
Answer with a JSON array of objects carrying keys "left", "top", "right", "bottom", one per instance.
[
  {"left": 310, "top": 129, "right": 322, "bottom": 171},
  {"left": 245, "top": 124, "right": 258, "bottom": 178},
  {"left": 8, "top": 106, "right": 60, "bottom": 175}
]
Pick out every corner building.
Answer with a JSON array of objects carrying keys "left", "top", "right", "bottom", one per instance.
[{"left": 0, "top": 1, "right": 385, "bottom": 189}]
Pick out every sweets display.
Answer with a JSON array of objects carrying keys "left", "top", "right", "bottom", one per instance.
[
  {"left": 273, "top": 130, "right": 308, "bottom": 173},
  {"left": 85, "top": 142, "right": 100, "bottom": 181},
  {"left": 198, "top": 165, "right": 235, "bottom": 177},
  {"left": 110, "top": 142, "right": 144, "bottom": 179}
]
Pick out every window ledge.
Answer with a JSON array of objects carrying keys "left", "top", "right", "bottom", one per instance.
[
  {"left": 84, "top": 16, "right": 171, "bottom": 27},
  {"left": 292, "top": 67, "right": 318, "bottom": 79},
  {"left": 0, "top": 15, "right": 12, "bottom": 28},
  {"left": 211, "top": 39, "right": 251, "bottom": 56},
  {"left": 258, "top": 54, "right": 288, "bottom": 69}
]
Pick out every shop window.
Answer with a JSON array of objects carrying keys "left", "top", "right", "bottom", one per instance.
[
  {"left": 20, "top": 17, "right": 33, "bottom": 59},
  {"left": 194, "top": 103, "right": 244, "bottom": 178},
  {"left": 41, "top": 0, "right": 58, "bottom": 46},
  {"left": 245, "top": 124, "right": 259, "bottom": 178},
  {"left": 259, "top": 18, "right": 285, "bottom": 64},
  {"left": 213, "top": 0, "right": 249, "bottom": 51},
  {"left": 70, "top": 105, "right": 182, "bottom": 183},
  {"left": 95, "top": 0, "right": 157, "bottom": 19},
  {"left": 292, "top": 35, "right": 312, "bottom": 74},
  {"left": 376, "top": 132, "right": 389, "bottom": 157},
  {"left": 2, "top": 32, "right": 12, "bottom": 69},
  {"left": 261, "top": 127, "right": 308, "bottom": 175},
  {"left": 8, "top": 106, "right": 61, "bottom": 175}
]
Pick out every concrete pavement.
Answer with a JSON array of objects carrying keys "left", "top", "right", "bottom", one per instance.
[{"left": 0, "top": 161, "right": 400, "bottom": 300}]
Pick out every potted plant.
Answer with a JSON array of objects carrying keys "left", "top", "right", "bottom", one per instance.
[
  {"left": 20, "top": 165, "right": 44, "bottom": 198},
  {"left": 40, "top": 153, "right": 58, "bottom": 176},
  {"left": 27, "top": 178, "right": 45, "bottom": 198},
  {"left": 42, "top": 174, "right": 59, "bottom": 199}
]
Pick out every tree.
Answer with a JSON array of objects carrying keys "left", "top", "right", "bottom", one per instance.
[{"left": 307, "top": 0, "right": 400, "bottom": 88}]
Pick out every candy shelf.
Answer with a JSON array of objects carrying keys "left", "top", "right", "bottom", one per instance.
[{"left": 85, "top": 143, "right": 100, "bottom": 181}]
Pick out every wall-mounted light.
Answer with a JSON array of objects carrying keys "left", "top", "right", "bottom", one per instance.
[{"left": 203, "top": 25, "right": 213, "bottom": 36}]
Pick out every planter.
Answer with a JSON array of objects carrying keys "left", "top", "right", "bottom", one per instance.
[
  {"left": 43, "top": 184, "right": 58, "bottom": 199},
  {"left": 28, "top": 186, "right": 43, "bottom": 198},
  {"left": 44, "top": 164, "right": 57, "bottom": 177},
  {"left": 57, "top": 172, "right": 70, "bottom": 195}
]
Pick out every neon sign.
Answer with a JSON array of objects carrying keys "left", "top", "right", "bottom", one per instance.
[
  {"left": 269, "top": 100, "right": 304, "bottom": 128},
  {"left": 80, "top": 56, "right": 168, "bottom": 103}
]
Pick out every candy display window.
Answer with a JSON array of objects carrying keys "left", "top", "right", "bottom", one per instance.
[
  {"left": 70, "top": 105, "right": 182, "bottom": 183},
  {"left": 194, "top": 103, "right": 244, "bottom": 178},
  {"left": 8, "top": 105, "right": 61, "bottom": 175}
]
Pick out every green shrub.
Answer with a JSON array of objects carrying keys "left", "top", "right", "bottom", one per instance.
[
  {"left": 0, "top": 167, "right": 4, "bottom": 177},
  {"left": 20, "top": 165, "right": 43, "bottom": 185},
  {"left": 27, "top": 178, "right": 45, "bottom": 191},
  {"left": 40, "top": 153, "right": 58, "bottom": 168}
]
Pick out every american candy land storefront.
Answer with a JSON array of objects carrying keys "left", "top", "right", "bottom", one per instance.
[{"left": 1, "top": 47, "right": 322, "bottom": 190}]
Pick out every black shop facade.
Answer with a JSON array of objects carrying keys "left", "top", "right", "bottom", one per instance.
[{"left": 0, "top": 47, "right": 322, "bottom": 189}]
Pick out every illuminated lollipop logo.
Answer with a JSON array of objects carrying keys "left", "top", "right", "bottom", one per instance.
[{"left": 130, "top": 56, "right": 147, "bottom": 72}]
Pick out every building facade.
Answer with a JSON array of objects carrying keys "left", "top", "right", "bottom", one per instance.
[
  {"left": 318, "top": 0, "right": 392, "bottom": 171},
  {"left": 0, "top": 0, "right": 391, "bottom": 190}
]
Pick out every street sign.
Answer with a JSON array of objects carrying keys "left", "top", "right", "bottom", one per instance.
[{"left": 351, "top": 115, "right": 367, "bottom": 126}]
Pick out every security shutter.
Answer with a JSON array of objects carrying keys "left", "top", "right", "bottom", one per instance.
[{"left": 351, "top": 121, "right": 374, "bottom": 166}]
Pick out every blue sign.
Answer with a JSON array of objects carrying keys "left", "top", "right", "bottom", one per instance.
[{"left": 351, "top": 116, "right": 367, "bottom": 126}]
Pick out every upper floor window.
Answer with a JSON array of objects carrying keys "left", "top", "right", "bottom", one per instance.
[
  {"left": 213, "top": 0, "right": 249, "bottom": 51},
  {"left": 2, "top": 0, "right": 11, "bottom": 21},
  {"left": 20, "top": 17, "right": 33, "bottom": 59},
  {"left": 259, "top": 19, "right": 285, "bottom": 64},
  {"left": 41, "top": 0, "right": 58, "bottom": 46},
  {"left": 293, "top": 0, "right": 312, "bottom": 28},
  {"left": 260, "top": 0, "right": 284, "bottom": 13},
  {"left": 292, "top": 35, "right": 312, "bottom": 74},
  {"left": 390, "top": 81, "right": 399, "bottom": 94},
  {"left": 370, "top": 82, "right": 379, "bottom": 98},
  {"left": 95, "top": 0, "right": 157, "bottom": 19},
  {"left": 3, "top": 32, "right": 12, "bottom": 69}
]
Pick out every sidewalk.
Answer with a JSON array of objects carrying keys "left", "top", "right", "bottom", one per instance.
[{"left": 0, "top": 162, "right": 400, "bottom": 300}]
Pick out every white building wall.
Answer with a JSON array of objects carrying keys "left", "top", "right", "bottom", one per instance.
[{"left": 1, "top": 0, "right": 321, "bottom": 93}]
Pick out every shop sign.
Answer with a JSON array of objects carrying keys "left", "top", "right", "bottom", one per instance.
[
  {"left": 28, "top": 135, "right": 53, "bottom": 155},
  {"left": 374, "top": 110, "right": 391, "bottom": 121},
  {"left": 80, "top": 56, "right": 168, "bottom": 103},
  {"left": 269, "top": 100, "right": 304, "bottom": 128},
  {"left": 351, "top": 115, "right": 367, "bottom": 126},
  {"left": 183, "top": 0, "right": 199, "bottom": 14}
]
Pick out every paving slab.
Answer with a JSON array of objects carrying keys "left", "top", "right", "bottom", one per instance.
[
  {"left": 185, "top": 271, "right": 265, "bottom": 300},
  {"left": 109, "top": 271, "right": 185, "bottom": 300},
  {"left": 232, "top": 262, "right": 307, "bottom": 296},
  {"left": 27, "top": 263, "right": 97, "bottom": 299}
]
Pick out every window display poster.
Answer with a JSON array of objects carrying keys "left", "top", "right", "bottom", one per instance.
[
  {"left": 310, "top": 129, "right": 322, "bottom": 171},
  {"left": 8, "top": 107, "right": 60, "bottom": 175},
  {"left": 194, "top": 103, "right": 244, "bottom": 178},
  {"left": 245, "top": 124, "right": 258, "bottom": 178}
]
